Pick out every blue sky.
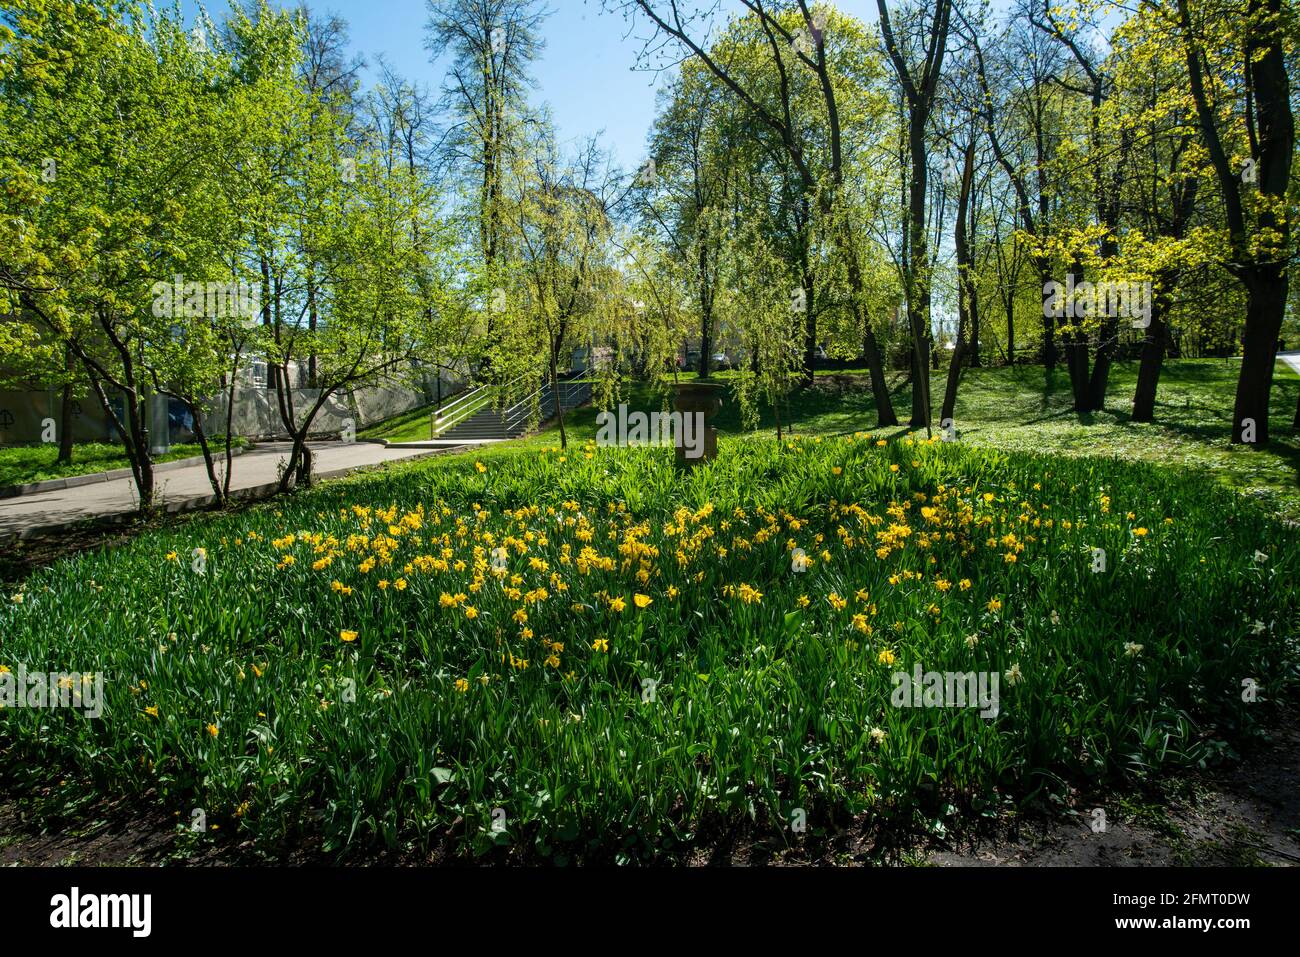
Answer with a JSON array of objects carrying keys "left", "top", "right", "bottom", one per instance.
[{"left": 184, "top": 0, "right": 886, "bottom": 172}]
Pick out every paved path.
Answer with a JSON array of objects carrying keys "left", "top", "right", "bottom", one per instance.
[
  {"left": 1280, "top": 352, "right": 1300, "bottom": 376},
  {"left": 0, "top": 441, "right": 454, "bottom": 544}
]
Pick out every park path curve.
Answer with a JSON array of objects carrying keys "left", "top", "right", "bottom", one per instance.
[{"left": 0, "top": 441, "right": 457, "bottom": 545}]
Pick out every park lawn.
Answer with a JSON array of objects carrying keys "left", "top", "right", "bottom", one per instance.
[
  {"left": 0, "top": 442, "right": 231, "bottom": 490},
  {"left": 1, "top": 430, "right": 1296, "bottom": 861},
  {"left": 530, "top": 359, "right": 1300, "bottom": 520}
]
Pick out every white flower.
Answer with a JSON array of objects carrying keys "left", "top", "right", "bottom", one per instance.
[
  {"left": 1124, "top": 642, "right": 1144, "bottom": 658},
  {"left": 1254, "top": 550, "right": 1269, "bottom": 564},
  {"left": 869, "top": 727, "right": 887, "bottom": 746},
  {"left": 1251, "top": 621, "right": 1267, "bottom": 636},
  {"left": 1004, "top": 663, "right": 1023, "bottom": 686},
  {"left": 1050, "top": 610, "right": 1061, "bottom": 626},
  {"left": 965, "top": 633, "right": 980, "bottom": 649}
]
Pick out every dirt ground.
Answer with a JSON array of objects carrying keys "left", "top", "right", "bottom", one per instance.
[{"left": 921, "top": 716, "right": 1300, "bottom": 867}]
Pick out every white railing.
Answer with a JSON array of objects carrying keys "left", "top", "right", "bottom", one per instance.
[{"left": 433, "top": 373, "right": 530, "bottom": 436}]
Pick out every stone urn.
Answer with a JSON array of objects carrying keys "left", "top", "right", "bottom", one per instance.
[{"left": 671, "top": 381, "right": 724, "bottom": 468}]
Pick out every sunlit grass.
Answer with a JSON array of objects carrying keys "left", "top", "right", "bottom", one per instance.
[
  {"left": 532, "top": 360, "right": 1300, "bottom": 519},
  {"left": 0, "top": 442, "right": 230, "bottom": 490}
]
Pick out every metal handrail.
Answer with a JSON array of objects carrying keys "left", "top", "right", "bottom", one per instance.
[
  {"left": 434, "top": 385, "right": 487, "bottom": 423},
  {"left": 438, "top": 377, "right": 593, "bottom": 439},
  {"left": 433, "top": 372, "right": 531, "bottom": 435}
]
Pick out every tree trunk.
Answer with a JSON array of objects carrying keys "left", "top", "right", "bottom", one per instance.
[
  {"left": 550, "top": 340, "right": 567, "bottom": 450},
  {"left": 943, "top": 142, "right": 975, "bottom": 426},
  {"left": 56, "top": 381, "right": 74, "bottom": 466},
  {"left": 128, "top": 391, "right": 155, "bottom": 509},
  {"left": 842, "top": 242, "right": 897, "bottom": 427},
  {"left": 801, "top": 273, "right": 817, "bottom": 387},
  {"left": 1232, "top": 274, "right": 1288, "bottom": 446},
  {"left": 940, "top": 336, "right": 966, "bottom": 426},
  {"left": 1066, "top": 335, "right": 1091, "bottom": 413},
  {"left": 1131, "top": 303, "right": 1167, "bottom": 424},
  {"left": 1086, "top": 317, "right": 1117, "bottom": 412},
  {"left": 698, "top": 261, "right": 714, "bottom": 379},
  {"left": 1005, "top": 294, "right": 1015, "bottom": 366},
  {"left": 188, "top": 401, "right": 224, "bottom": 507}
]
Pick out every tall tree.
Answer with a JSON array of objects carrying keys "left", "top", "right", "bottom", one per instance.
[
  {"left": 1169, "top": 0, "right": 1295, "bottom": 446},
  {"left": 877, "top": 0, "right": 954, "bottom": 430}
]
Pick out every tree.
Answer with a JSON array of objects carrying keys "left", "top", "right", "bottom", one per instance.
[
  {"left": 615, "top": 0, "right": 901, "bottom": 427},
  {"left": 1167, "top": 0, "right": 1295, "bottom": 446},
  {"left": 506, "top": 132, "right": 617, "bottom": 450},
  {"left": 877, "top": 0, "right": 954, "bottom": 431},
  {"left": 1, "top": 0, "right": 257, "bottom": 508},
  {"left": 426, "top": 0, "right": 549, "bottom": 293}
]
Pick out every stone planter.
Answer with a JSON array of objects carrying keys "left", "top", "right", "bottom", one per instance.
[{"left": 671, "top": 381, "right": 724, "bottom": 468}]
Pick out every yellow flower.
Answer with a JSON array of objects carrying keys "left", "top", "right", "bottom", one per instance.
[
  {"left": 987, "top": 597, "right": 1002, "bottom": 614},
  {"left": 475, "top": 461, "right": 487, "bottom": 473},
  {"left": 877, "top": 648, "right": 897, "bottom": 667},
  {"left": 609, "top": 596, "right": 627, "bottom": 613},
  {"left": 634, "top": 594, "right": 653, "bottom": 610},
  {"left": 464, "top": 606, "right": 479, "bottom": 620},
  {"left": 454, "top": 678, "right": 470, "bottom": 693},
  {"left": 165, "top": 551, "right": 178, "bottom": 563},
  {"left": 1134, "top": 527, "right": 1149, "bottom": 537},
  {"left": 340, "top": 630, "right": 359, "bottom": 643},
  {"left": 144, "top": 705, "right": 159, "bottom": 718},
  {"left": 206, "top": 723, "right": 219, "bottom": 738},
  {"left": 666, "top": 585, "right": 679, "bottom": 599},
  {"left": 592, "top": 637, "right": 609, "bottom": 653}
]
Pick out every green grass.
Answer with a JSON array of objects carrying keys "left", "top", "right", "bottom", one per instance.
[
  {"left": 1, "top": 432, "right": 1296, "bottom": 861},
  {"left": 0, "top": 442, "right": 237, "bottom": 490},
  {"left": 532, "top": 359, "right": 1300, "bottom": 519}
]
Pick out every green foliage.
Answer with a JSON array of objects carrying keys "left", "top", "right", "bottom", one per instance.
[{"left": 1, "top": 433, "right": 1295, "bottom": 859}]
